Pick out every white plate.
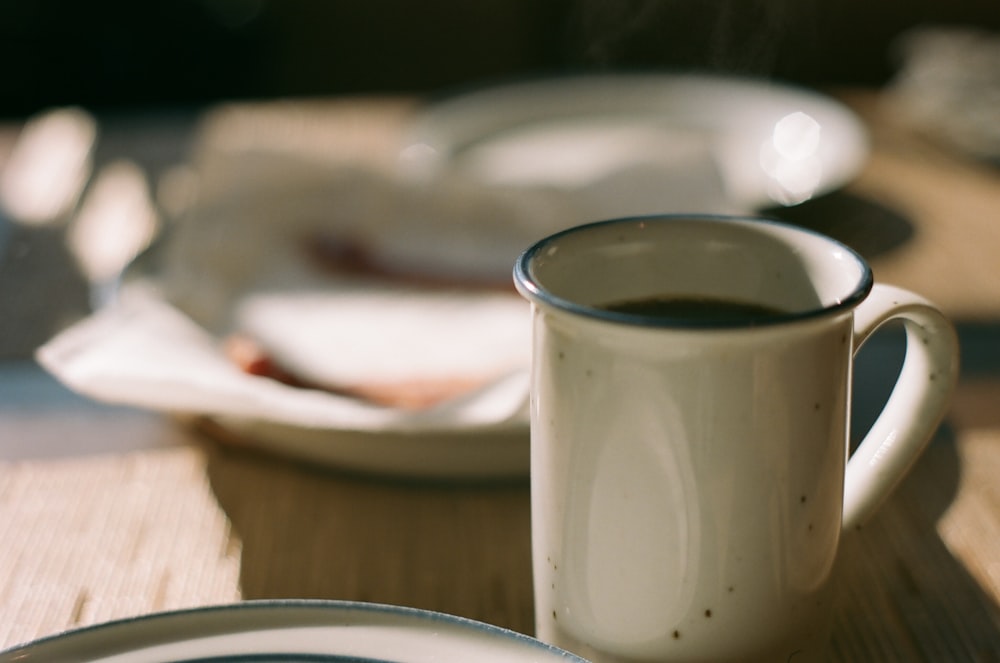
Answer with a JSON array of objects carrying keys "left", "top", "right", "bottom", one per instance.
[
  {"left": 399, "top": 73, "right": 869, "bottom": 212},
  {"left": 201, "top": 416, "right": 530, "bottom": 480},
  {"left": 38, "top": 159, "right": 536, "bottom": 479},
  {"left": 0, "top": 600, "right": 586, "bottom": 663}
]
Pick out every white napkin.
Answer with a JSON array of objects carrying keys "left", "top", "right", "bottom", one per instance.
[
  {"left": 37, "top": 161, "right": 543, "bottom": 433},
  {"left": 36, "top": 283, "right": 531, "bottom": 432}
]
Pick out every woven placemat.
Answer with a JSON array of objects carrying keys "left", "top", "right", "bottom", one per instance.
[
  {"left": 0, "top": 445, "right": 241, "bottom": 648},
  {"left": 2, "top": 431, "right": 998, "bottom": 659}
]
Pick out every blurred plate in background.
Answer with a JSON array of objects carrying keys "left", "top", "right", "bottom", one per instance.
[{"left": 399, "top": 73, "right": 869, "bottom": 214}]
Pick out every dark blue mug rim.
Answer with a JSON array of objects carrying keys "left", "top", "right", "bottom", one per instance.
[{"left": 512, "top": 214, "right": 874, "bottom": 330}]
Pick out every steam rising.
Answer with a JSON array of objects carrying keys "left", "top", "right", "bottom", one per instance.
[{"left": 565, "top": 0, "right": 804, "bottom": 77}]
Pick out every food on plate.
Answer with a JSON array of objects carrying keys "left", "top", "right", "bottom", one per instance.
[
  {"left": 223, "top": 333, "right": 491, "bottom": 411},
  {"left": 302, "top": 233, "right": 516, "bottom": 292}
]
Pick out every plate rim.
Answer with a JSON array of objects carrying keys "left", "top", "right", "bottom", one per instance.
[
  {"left": 398, "top": 71, "right": 870, "bottom": 210},
  {"left": 0, "top": 599, "right": 586, "bottom": 662}
]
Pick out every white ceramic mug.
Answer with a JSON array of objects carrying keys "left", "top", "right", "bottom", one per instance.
[{"left": 513, "top": 215, "right": 958, "bottom": 663}]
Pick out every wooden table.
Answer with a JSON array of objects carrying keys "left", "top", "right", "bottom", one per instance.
[{"left": 1, "top": 89, "right": 998, "bottom": 660}]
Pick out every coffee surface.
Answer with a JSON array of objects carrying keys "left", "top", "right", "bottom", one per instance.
[{"left": 599, "top": 295, "right": 787, "bottom": 324}]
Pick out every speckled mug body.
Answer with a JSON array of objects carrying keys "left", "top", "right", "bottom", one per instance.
[
  {"left": 530, "top": 308, "right": 848, "bottom": 662},
  {"left": 515, "top": 216, "right": 956, "bottom": 663}
]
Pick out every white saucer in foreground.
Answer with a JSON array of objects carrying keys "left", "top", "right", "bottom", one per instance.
[{"left": 0, "top": 600, "right": 586, "bottom": 662}]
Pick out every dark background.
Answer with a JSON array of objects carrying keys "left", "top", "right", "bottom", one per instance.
[{"left": 3, "top": 0, "right": 1000, "bottom": 118}]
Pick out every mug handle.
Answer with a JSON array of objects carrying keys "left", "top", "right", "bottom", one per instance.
[{"left": 842, "top": 284, "right": 960, "bottom": 531}]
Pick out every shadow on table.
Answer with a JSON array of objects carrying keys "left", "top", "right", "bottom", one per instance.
[
  {"left": 762, "top": 189, "right": 916, "bottom": 262},
  {"left": 203, "top": 437, "right": 536, "bottom": 635},
  {"left": 832, "top": 422, "right": 1000, "bottom": 661},
  {"left": 773, "top": 189, "right": 1000, "bottom": 657},
  {"left": 831, "top": 318, "right": 1000, "bottom": 660}
]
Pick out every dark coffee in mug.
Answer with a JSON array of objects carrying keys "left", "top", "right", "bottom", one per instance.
[{"left": 599, "top": 295, "right": 787, "bottom": 324}]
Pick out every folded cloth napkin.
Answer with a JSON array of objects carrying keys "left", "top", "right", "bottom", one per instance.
[
  {"left": 37, "top": 161, "right": 542, "bottom": 433},
  {"left": 36, "top": 282, "right": 532, "bottom": 432}
]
